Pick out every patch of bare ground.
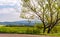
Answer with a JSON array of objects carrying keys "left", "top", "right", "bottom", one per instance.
[{"left": 0, "top": 34, "right": 59, "bottom": 37}]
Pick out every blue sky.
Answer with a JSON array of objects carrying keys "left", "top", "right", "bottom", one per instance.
[{"left": 0, "top": 0, "right": 22, "bottom": 22}]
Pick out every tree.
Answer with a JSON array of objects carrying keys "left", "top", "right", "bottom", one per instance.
[{"left": 20, "top": 0, "right": 60, "bottom": 33}]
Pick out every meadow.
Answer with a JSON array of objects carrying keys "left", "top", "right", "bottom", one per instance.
[{"left": 0, "top": 24, "right": 60, "bottom": 36}]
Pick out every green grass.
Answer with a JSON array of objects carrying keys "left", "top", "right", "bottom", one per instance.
[
  {"left": 0, "top": 26, "right": 34, "bottom": 34},
  {"left": 46, "top": 25, "right": 60, "bottom": 36},
  {"left": 0, "top": 25, "right": 60, "bottom": 36},
  {"left": 0, "top": 26, "right": 41, "bottom": 34},
  {"left": 47, "top": 33, "right": 60, "bottom": 36}
]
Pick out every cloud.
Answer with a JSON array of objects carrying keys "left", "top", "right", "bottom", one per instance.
[
  {"left": 0, "top": 0, "right": 22, "bottom": 22},
  {"left": 0, "top": 0, "right": 17, "bottom": 5},
  {"left": 0, "top": 8, "right": 22, "bottom": 22}
]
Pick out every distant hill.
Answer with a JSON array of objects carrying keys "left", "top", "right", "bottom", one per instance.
[{"left": 0, "top": 20, "right": 41, "bottom": 26}]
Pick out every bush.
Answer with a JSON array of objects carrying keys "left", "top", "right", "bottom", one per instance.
[
  {"left": 26, "top": 29, "right": 40, "bottom": 34},
  {"left": 32, "top": 28, "right": 41, "bottom": 34},
  {"left": 51, "top": 27, "right": 58, "bottom": 33},
  {"left": 25, "top": 27, "right": 41, "bottom": 34},
  {"left": 25, "top": 28, "right": 33, "bottom": 34}
]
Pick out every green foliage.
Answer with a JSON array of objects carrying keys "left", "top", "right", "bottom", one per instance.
[
  {"left": 51, "top": 27, "right": 58, "bottom": 33},
  {"left": 0, "top": 24, "right": 60, "bottom": 36},
  {"left": 32, "top": 28, "right": 41, "bottom": 34},
  {"left": 0, "top": 26, "right": 41, "bottom": 34},
  {"left": 34, "top": 23, "right": 43, "bottom": 29},
  {"left": 21, "top": 0, "right": 60, "bottom": 33},
  {"left": 24, "top": 0, "right": 30, "bottom": 2},
  {"left": 0, "top": 27, "right": 27, "bottom": 34},
  {"left": 25, "top": 27, "right": 41, "bottom": 34},
  {"left": 34, "top": 23, "right": 43, "bottom": 33}
]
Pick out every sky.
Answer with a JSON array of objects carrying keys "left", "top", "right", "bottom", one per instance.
[{"left": 0, "top": 0, "right": 23, "bottom": 22}]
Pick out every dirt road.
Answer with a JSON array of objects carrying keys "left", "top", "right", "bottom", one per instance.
[{"left": 0, "top": 34, "right": 59, "bottom": 37}]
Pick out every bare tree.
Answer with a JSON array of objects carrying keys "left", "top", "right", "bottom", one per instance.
[{"left": 20, "top": 0, "right": 60, "bottom": 33}]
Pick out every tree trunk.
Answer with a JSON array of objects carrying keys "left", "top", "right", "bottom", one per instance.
[
  {"left": 43, "top": 27, "right": 46, "bottom": 33},
  {"left": 47, "top": 25, "right": 54, "bottom": 33},
  {"left": 47, "top": 27, "right": 51, "bottom": 33}
]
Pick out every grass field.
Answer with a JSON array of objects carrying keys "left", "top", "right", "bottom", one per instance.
[
  {"left": 0, "top": 26, "right": 34, "bottom": 34},
  {"left": 0, "top": 25, "right": 60, "bottom": 36},
  {"left": 47, "top": 26, "right": 60, "bottom": 36}
]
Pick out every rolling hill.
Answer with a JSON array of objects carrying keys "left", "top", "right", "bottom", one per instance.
[{"left": 0, "top": 20, "right": 41, "bottom": 26}]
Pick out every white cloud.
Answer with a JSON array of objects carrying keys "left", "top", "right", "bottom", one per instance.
[
  {"left": 0, "top": 0, "right": 17, "bottom": 5},
  {"left": 0, "top": 0, "right": 22, "bottom": 22},
  {"left": 0, "top": 8, "right": 21, "bottom": 22}
]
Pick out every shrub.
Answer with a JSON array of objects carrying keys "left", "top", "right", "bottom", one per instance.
[{"left": 51, "top": 27, "right": 58, "bottom": 33}]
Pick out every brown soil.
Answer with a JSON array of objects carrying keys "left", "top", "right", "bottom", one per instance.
[{"left": 0, "top": 34, "right": 59, "bottom": 37}]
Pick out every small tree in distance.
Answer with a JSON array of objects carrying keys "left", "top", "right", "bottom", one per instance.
[{"left": 20, "top": 0, "right": 60, "bottom": 33}]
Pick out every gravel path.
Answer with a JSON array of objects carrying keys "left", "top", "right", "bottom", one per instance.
[{"left": 0, "top": 34, "right": 59, "bottom": 37}]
